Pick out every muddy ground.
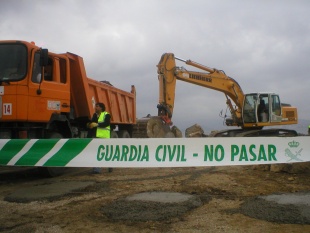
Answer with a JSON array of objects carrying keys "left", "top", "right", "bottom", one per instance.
[{"left": 0, "top": 165, "right": 309, "bottom": 233}]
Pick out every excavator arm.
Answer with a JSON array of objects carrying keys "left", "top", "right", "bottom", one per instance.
[{"left": 157, "top": 53, "right": 244, "bottom": 126}]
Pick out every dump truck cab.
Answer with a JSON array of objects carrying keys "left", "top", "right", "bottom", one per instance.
[{"left": 0, "top": 41, "right": 71, "bottom": 139}]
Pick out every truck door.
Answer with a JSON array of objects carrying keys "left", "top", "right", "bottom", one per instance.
[{"left": 28, "top": 52, "right": 70, "bottom": 122}]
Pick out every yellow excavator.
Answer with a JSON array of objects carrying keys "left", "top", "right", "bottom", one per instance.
[{"left": 134, "top": 53, "right": 298, "bottom": 137}]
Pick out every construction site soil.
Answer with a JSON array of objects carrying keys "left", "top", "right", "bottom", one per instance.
[{"left": 0, "top": 165, "right": 309, "bottom": 233}]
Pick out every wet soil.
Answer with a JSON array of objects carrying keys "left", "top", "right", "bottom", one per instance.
[{"left": 0, "top": 166, "right": 309, "bottom": 233}]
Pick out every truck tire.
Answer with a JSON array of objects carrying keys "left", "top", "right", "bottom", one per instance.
[
  {"left": 110, "top": 131, "right": 119, "bottom": 138},
  {"left": 40, "top": 132, "right": 67, "bottom": 177},
  {"left": 118, "top": 130, "right": 130, "bottom": 138},
  {"left": 47, "top": 132, "right": 63, "bottom": 139}
]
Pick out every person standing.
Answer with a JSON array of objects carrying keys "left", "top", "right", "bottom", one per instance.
[{"left": 87, "top": 102, "right": 111, "bottom": 174}]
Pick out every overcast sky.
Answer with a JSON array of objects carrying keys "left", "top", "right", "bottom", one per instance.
[{"left": 1, "top": 0, "right": 309, "bottom": 133}]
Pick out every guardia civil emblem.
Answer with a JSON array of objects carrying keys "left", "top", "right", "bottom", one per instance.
[{"left": 285, "top": 140, "right": 303, "bottom": 162}]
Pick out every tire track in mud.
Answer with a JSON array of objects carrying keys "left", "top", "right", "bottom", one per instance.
[{"left": 104, "top": 167, "right": 217, "bottom": 183}]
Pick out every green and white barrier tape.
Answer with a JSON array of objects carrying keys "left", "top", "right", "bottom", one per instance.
[{"left": 0, "top": 137, "right": 309, "bottom": 167}]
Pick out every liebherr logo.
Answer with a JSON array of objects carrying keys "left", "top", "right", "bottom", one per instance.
[{"left": 189, "top": 74, "right": 212, "bottom": 82}]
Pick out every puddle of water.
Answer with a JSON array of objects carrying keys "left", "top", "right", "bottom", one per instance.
[
  {"left": 262, "top": 193, "right": 310, "bottom": 206},
  {"left": 126, "top": 191, "right": 194, "bottom": 203}
]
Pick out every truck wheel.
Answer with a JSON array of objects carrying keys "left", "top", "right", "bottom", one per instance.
[
  {"left": 118, "top": 130, "right": 130, "bottom": 138},
  {"left": 40, "top": 132, "right": 67, "bottom": 177},
  {"left": 110, "top": 131, "right": 119, "bottom": 138},
  {"left": 43, "top": 167, "right": 67, "bottom": 177},
  {"left": 47, "top": 132, "right": 63, "bottom": 139}
]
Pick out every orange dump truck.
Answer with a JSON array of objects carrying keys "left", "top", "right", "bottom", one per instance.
[{"left": 0, "top": 40, "right": 136, "bottom": 140}]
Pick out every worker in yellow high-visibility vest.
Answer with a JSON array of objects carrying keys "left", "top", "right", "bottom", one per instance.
[{"left": 87, "top": 102, "right": 111, "bottom": 174}]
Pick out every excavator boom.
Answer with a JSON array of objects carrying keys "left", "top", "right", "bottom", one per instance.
[{"left": 157, "top": 53, "right": 244, "bottom": 126}]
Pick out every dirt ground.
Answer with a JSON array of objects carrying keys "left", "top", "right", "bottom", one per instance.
[{"left": 0, "top": 165, "right": 309, "bottom": 233}]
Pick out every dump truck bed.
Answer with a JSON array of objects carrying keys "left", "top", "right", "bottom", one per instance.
[{"left": 67, "top": 53, "right": 136, "bottom": 125}]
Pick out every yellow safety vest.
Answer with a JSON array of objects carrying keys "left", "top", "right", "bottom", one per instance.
[{"left": 96, "top": 111, "right": 110, "bottom": 138}]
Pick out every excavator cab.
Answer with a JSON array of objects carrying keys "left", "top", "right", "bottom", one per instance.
[{"left": 242, "top": 93, "right": 285, "bottom": 126}]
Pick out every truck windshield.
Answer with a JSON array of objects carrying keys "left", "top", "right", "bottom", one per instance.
[{"left": 0, "top": 44, "right": 27, "bottom": 82}]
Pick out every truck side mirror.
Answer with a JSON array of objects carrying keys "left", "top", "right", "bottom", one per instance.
[{"left": 40, "top": 49, "right": 49, "bottom": 66}]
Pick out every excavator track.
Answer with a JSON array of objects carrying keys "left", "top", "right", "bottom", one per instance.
[
  {"left": 133, "top": 117, "right": 298, "bottom": 138},
  {"left": 209, "top": 128, "right": 298, "bottom": 137}
]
